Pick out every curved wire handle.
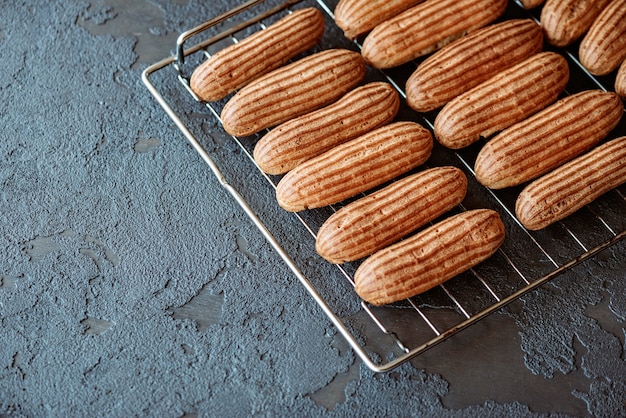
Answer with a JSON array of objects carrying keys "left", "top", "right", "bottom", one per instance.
[{"left": 174, "top": 0, "right": 304, "bottom": 72}]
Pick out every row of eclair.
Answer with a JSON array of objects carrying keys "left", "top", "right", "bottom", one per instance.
[{"left": 188, "top": 2, "right": 625, "bottom": 305}]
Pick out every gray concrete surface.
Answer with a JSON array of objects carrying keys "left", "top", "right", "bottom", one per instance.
[{"left": 1, "top": 0, "right": 625, "bottom": 416}]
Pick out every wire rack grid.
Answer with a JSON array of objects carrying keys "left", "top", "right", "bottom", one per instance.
[{"left": 142, "top": 0, "right": 626, "bottom": 372}]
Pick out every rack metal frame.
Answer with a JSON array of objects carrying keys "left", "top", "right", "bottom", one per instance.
[{"left": 142, "top": 0, "right": 626, "bottom": 372}]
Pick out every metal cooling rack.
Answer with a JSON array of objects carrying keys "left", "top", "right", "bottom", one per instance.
[{"left": 142, "top": 0, "right": 626, "bottom": 372}]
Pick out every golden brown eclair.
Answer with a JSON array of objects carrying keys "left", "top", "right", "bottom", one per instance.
[
  {"left": 360, "top": 0, "right": 507, "bottom": 69},
  {"left": 406, "top": 19, "right": 543, "bottom": 113},
  {"left": 275, "top": 122, "right": 433, "bottom": 212},
  {"left": 190, "top": 8, "right": 324, "bottom": 102},
  {"left": 253, "top": 82, "right": 400, "bottom": 175},
  {"left": 516, "top": 136, "right": 626, "bottom": 230},
  {"left": 221, "top": 49, "right": 366, "bottom": 137},
  {"left": 316, "top": 166, "right": 467, "bottom": 264},
  {"left": 540, "top": 0, "right": 612, "bottom": 47},
  {"left": 579, "top": 0, "right": 626, "bottom": 76},
  {"left": 475, "top": 90, "right": 623, "bottom": 189},
  {"left": 334, "top": 0, "right": 423, "bottom": 39},
  {"left": 434, "top": 52, "right": 569, "bottom": 149},
  {"left": 354, "top": 209, "right": 505, "bottom": 306}
]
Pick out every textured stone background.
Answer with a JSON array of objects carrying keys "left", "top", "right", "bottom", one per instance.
[{"left": 1, "top": 1, "right": 625, "bottom": 416}]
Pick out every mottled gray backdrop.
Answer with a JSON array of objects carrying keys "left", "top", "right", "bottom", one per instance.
[{"left": 1, "top": 1, "right": 625, "bottom": 416}]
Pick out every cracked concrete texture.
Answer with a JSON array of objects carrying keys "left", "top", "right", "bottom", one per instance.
[{"left": 1, "top": 0, "right": 625, "bottom": 416}]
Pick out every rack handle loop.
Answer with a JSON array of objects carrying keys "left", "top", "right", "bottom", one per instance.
[{"left": 175, "top": 0, "right": 302, "bottom": 68}]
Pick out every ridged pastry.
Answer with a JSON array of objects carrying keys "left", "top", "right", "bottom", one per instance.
[
  {"left": 190, "top": 8, "right": 324, "bottom": 102},
  {"left": 475, "top": 90, "right": 623, "bottom": 189},
  {"left": 579, "top": 0, "right": 626, "bottom": 75},
  {"left": 220, "top": 49, "right": 366, "bottom": 137},
  {"left": 540, "top": 0, "right": 612, "bottom": 47},
  {"left": 434, "top": 52, "right": 569, "bottom": 149},
  {"left": 406, "top": 19, "right": 543, "bottom": 113},
  {"left": 253, "top": 82, "right": 399, "bottom": 175},
  {"left": 355, "top": 209, "right": 505, "bottom": 306},
  {"left": 316, "top": 166, "right": 467, "bottom": 263},
  {"left": 361, "top": 0, "right": 507, "bottom": 69},
  {"left": 516, "top": 136, "right": 626, "bottom": 230},
  {"left": 276, "top": 122, "right": 433, "bottom": 212},
  {"left": 334, "top": 0, "right": 423, "bottom": 39}
]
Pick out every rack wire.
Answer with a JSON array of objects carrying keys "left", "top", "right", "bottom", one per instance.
[{"left": 142, "top": 0, "right": 626, "bottom": 372}]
